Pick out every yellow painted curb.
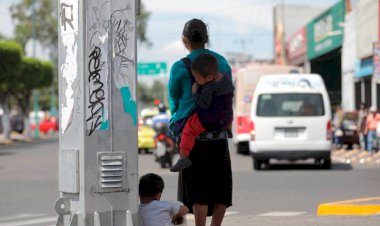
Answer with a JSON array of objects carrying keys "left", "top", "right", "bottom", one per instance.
[{"left": 318, "top": 197, "right": 380, "bottom": 216}]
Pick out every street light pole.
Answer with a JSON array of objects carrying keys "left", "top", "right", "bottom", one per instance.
[
  {"left": 32, "top": 0, "right": 40, "bottom": 139},
  {"left": 56, "top": 0, "right": 139, "bottom": 225}
]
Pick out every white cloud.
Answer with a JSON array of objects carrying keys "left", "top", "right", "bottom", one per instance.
[
  {"left": 159, "top": 39, "right": 187, "bottom": 64},
  {"left": 142, "top": 0, "right": 275, "bottom": 34},
  {"left": 0, "top": 1, "right": 15, "bottom": 38}
]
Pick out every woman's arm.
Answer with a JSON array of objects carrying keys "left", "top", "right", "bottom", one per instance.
[{"left": 168, "top": 62, "right": 183, "bottom": 114}]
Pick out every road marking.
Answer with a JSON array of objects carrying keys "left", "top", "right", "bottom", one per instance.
[
  {"left": 224, "top": 211, "right": 238, "bottom": 216},
  {"left": 0, "top": 214, "right": 45, "bottom": 223},
  {"left": 318, "top": 197, "right": 380, "bottom": 215},
  {"left": 0, "top": 217, "right": 56, "bottom": 226},
  {"left": 186, "top": 211, "right": 238, "bottom": 220},
  {"left": 257, "top": 211, "right": 307, "bottom": 217}
]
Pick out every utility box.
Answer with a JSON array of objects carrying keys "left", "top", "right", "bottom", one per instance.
[{"left": 57, "top": 0, "right": 139, "bottom": 225}]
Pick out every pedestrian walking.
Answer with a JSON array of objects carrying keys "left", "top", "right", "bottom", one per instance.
[
  {"left": 332, "top": 106, "right": 344, "bottom": 149},
  {"left": 357, "top": 103, "right": 368, "bottom": 151},
  {"left": 139, "top": 173, "right": 189, "bottom": 226},
  {"left": 168, "top": 19, "right": 233, "bottom": 226},
  {"left": 365, "top": 106, "right": 380, "bottom": 153}
]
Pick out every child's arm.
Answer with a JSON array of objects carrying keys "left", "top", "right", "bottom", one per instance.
[
  {"left": 172, "top": 205, "right": 189, "bottom": 225},
  {"left": 176, "top": 205, "right": 189, "bottom": 216}
]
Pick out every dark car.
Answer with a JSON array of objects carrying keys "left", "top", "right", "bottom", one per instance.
[
  {"left": 341, "top": 112, "right": 360, "bottom": 149},
  {"left": 0, "top": 114, "right": 24, "bottom": 134}
]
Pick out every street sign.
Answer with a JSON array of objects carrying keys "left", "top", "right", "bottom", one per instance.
[{"left": 138, "top": 62, "right": 167, "bottom": 76}]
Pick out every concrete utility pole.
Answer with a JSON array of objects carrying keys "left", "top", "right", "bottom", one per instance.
[{"left": 56, "top": 0, "right": 139, "bottom": 225}]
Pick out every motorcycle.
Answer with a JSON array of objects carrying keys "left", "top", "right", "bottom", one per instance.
[{"left": 153, "top": 123, "right": 175, "bottom": 168}]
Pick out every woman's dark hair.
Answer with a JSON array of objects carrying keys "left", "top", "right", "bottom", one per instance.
[
  {"left": 139, "top": 173, "right": 164, "bottom": 197},
  {"left": 182, "top": 19, "right": 209, "bottom": 48},
  {"left": 191, "top": 54, "right": 219, "bottom": 78}
]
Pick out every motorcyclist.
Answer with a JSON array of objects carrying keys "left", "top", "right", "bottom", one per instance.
[
  {"left": 152, "top": 104, "right": 175, "bottom": 167},
  {"left": 151, "top": 103, "right": 170, "bottom": 131}
]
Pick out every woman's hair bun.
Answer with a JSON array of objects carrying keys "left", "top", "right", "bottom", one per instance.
[
  {"left": 191, "top": 30, "right": 203, "bottom": 43},
  {"left": 182, "top": 19, "right": 209, "bottom": 47}
]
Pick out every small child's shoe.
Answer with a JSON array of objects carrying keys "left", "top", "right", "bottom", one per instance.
[{"left": 170, "top": 157, "right": 192, "bottom": 172}]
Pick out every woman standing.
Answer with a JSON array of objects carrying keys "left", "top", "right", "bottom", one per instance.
[{"left": 168, "top": 19, "right": 233, "bottom": 226}]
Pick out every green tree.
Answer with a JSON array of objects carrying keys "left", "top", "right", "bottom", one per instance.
[
  {"left": 0, "top": 33, "right": 7, "bottom": 40},
  {"left": 137, "top": 3, "right": 152, "bottom": 46},
  {"left": 37, "top": 61, "right": 55, "bottom": 111},
  {"left": 10, "top": 0, "right": 57, "bottom": 53},
  {"left": 13, "top": 57, "right": 53, "bottom": 138},
  {"left": 0, "top": 41, "right": 23, "bottom": 139}
]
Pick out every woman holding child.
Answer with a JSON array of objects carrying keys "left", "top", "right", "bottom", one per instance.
[{"left": 168, "top": 18, "right": 233, "bottom": 226}]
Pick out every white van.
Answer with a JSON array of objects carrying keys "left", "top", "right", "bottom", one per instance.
[
  {"left": 249, "top": 74, "right": 332, "bottom": 170},
  {"left": 233, "top": 64, "right": 302, "bottom": 154}
]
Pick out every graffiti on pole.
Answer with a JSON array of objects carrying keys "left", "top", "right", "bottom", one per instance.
[
  {"left": 86, "top": 0, "right": 110, "bottom": 136},
  {"left": 111, "top": 6, "right": 137, "bottom": 126},
  {"left": 60, "top": 0, "right": 78, "bottom": 133}
]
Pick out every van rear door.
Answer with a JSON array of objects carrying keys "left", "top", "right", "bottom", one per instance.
[{"left": 254, "top": 93, "right": 327, "bottom": 143}]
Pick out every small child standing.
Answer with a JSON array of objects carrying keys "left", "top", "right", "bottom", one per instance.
[
  {"left": 139, "top": 173, "right": 189, "bottom": 226},
  {"left": 170, "top": 53, "right": 234, "bottom": 172}
]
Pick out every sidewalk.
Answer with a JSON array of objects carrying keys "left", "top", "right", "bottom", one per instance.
[
  {"left": 0, "top": 132, "right": 55, "bottom": 145},
  {"left": 332, "top": 148, "right": 380, "bottom": 166}
]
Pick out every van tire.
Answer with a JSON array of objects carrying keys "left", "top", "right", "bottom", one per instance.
[
  {"left": 316, "top": 158, "right": 331, "bottom": 169},
  {"left": 321, "top": 158, "right": 331, "bottom": 169}
]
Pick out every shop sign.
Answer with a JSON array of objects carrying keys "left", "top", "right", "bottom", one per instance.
[
  {"left": 373, "top": 42, "right": 380, "bottom": 80},
  {"left": 307, "top": 0, "right": 345, "bottom": 59},
  {"left": 355, "top": 58, "right": 374, "bottom": 78},
  {"left": 286, "top": 27, "right": 306, "bottom": 65}
]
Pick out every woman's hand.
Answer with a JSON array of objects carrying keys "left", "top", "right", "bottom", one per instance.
[{"left": 192, "top": 83, "right": 199, "bottom": 94}]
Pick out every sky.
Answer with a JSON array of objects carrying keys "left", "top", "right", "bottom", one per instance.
[{"left": 0, "top": 0, "right": 339, "bottom": 73}]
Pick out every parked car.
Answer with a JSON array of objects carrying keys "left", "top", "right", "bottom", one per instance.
[
  {"left": 31, "top": 115, "right": 59, "bottom": 135},
  {"left": 138, "top": 121, "right": 156, "bottom": 153},
  {"left": 341, "top": 112, "right": 359, "bottom": 150}
]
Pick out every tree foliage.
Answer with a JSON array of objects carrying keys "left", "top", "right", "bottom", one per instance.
[
  {"left": 10, "top": 0, "right": 58, "bottom": 52},
  {"left": 137, "top": 80, "right": 167, "bottom": 107},
  {"left": 13, "top": 57, "right": 53, "bottom": 115},
  {"left": 0, "top": 41, "right": 23, "bottom": 105},
  {"left": 137, "top": 3, "right": 152, "bottom": 46}
]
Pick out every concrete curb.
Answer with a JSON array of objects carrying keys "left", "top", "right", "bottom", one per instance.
[
  {"left": 318, "top": 197, "right": 380, "bottom": 215},
  {"left": 0, "top": 133, "right": 55, "bottom": 145},
  {"left": 332, "top": 149, "right": 380, "bottom": 165}
]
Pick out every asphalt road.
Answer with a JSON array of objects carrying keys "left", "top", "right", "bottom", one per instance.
[{"left": 0, "top": 138, "right": 379, "bottom": 225}]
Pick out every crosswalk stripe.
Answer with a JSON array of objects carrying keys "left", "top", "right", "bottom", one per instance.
[
  {"left": 0, "top": 214, "right": 45, "bottom": 223},
  {"left": 0, "top": 217, "right": 56, "bottom": 226},
  {"left": 186, "top": 211, "right": 238, "bottom": 220},
  {"left": 257, "top": 211, "right": 307, "bottom": 217}
]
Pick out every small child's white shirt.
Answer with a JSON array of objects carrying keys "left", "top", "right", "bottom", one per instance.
[{"left": 139, "top": 200, "right": 180, "bottom": 226}]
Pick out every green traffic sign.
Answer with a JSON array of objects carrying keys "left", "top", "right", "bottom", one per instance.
[{"left": 138, "top": 62, "right": 167, "bottom": 76}]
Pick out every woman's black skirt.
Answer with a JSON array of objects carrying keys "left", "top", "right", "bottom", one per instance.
[{"left": 178, "top": 139, "right": 233, "bottom": 216}]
